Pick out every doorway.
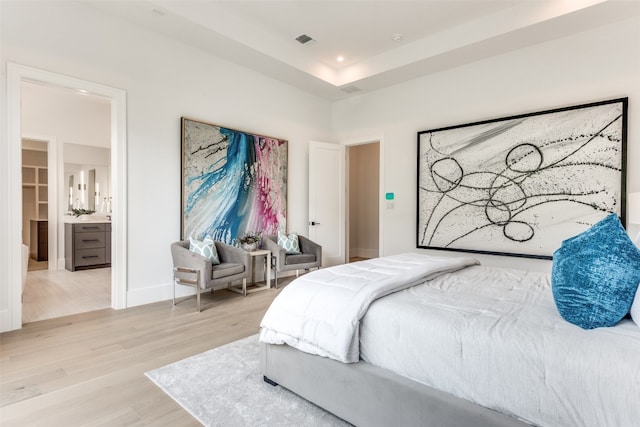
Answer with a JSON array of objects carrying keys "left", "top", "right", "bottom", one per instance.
[
  {"left": 4, "top": 63, "right": 127, "bottom": 332},
  {"left": 20, "top": 82, "right": 113, "bottom": 323},
  {"left": 347, "top": 142, "right": 380, "bottom": 262}
]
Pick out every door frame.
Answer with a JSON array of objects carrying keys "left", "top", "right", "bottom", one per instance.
[
  {"left": 4, "top": 63, "right": 128, "bottom": 331},
  {"left": 343, "top": 136, "right": 385, "bottom": 259}
]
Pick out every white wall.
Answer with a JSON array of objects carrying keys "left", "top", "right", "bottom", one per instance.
[
  {"left": 1, "top": 1, "right": 333, "bottom": 313},
  {"left": 21, "top": 81, "right": 111, "bottom": 148},
  {"left": 333, "top": 16, "right": 640, "bottom": 272}
]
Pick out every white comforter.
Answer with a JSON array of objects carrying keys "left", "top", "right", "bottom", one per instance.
[
  {"left": 360, "top": 266, "right": 640, "bottom": 427},
  {"left": 259, "top": 253, "right": 479, "bottom": 363}
]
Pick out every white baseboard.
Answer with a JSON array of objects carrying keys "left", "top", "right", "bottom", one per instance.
[
  {"left": 126, "top": 271, "right": 298, "bottom": 308},
  {"left": 125, "top": 278, "right": 273, "bottom": 308},
  {"left": 349, "top": 248, "right": 379, "bottom": 259},
  {"left": 0, "top": 309, "right": 15, "bottom": 332},
  {"left": 126, "top": 282, "right": 195, "bottom": 308}
]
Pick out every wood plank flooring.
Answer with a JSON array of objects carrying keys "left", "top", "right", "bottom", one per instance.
[
  {"left": 22, "top": 268, "right": 111, "bottom": 324},
  {"left": 0, "top": 279, "right": 291, "bottom": 426}
]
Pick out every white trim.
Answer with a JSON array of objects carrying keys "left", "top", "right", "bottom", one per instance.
[
  {"left": 349, "top": 247, "right": 380, "bottom": 259},
  {"left": 4, "top": 64, "right": 23, "bottom": 331},
  {"left": 3, "top": 63, "right": 128, "bottom": 332},
  {"left": 48, "top": 137, "right": 59, "bottom": 271},
  {"left": 127, "top": 282, "right": 177, "bottom": 308},
  {"left": 110, "top": 87, "right": 128, "bottom": 310}
]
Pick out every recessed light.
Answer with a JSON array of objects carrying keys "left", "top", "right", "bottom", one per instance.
[
  {"left": 337, "top": 56, "right": 344, "bottom": 63},
  {"left": 391, "top": 33, "right": 404, "bottom": 42}
]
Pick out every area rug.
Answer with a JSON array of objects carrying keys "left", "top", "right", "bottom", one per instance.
[{"left": 145, "top": 334, "right": 351, "bottom": 426}]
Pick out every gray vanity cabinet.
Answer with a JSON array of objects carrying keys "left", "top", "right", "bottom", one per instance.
[{"left": 65, "top": 222, "right": 112, "bottom": 271}]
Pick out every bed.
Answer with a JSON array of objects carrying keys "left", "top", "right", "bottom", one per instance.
[{"left": 259, "top": 254, "right": 640, "bottom": 427}]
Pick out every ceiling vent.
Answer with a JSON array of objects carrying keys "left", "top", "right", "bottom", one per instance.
[
  {"left": 340, "top": 85, "right": 361, "bottom": 94},
  {"left": 295, "top": 34, "right": 314, "bottom": 44}
]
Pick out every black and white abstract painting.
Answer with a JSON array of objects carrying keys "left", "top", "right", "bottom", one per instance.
[{"left": 417, "top": 98, "right": 627, "bottom": 259}]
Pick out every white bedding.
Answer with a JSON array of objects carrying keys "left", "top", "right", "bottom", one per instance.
[
  {"left": 260, "top": 253, "right": 479, "bottom": 363},
  {"left": 360, "top": 265, "right": 640, "bottom": 427}
]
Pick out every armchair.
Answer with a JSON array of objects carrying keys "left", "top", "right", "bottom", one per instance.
[
  {"left": 170, "top": 240, "right": 251, "bottom": 311},
  {"left": 262, "top": 234, "right": 322, "bottom": 287}
]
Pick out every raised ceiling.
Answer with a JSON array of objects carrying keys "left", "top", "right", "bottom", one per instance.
[{"left": 89, "top": 0, "right": 640, "bottom": 100}]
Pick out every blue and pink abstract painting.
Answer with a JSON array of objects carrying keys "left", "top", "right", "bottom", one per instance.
[{"left": 181, "top": 118, "right": 287, "bottom": 244}]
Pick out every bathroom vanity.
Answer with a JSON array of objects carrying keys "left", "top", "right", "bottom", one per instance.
[{"left": 64, "top": 219, "right": 111, "bottom": 271}]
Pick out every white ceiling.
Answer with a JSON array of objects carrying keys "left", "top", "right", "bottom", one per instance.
[{"left": 89, "top": 0, "right": 640, "bottom": 101}]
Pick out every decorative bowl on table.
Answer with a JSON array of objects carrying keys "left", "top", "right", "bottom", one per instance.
[
  {"left": 241, "top": 242, "right": 259, "bottom": 252},
  {"left": 238, "top": 231, "right": 261, "bottom": 252}
]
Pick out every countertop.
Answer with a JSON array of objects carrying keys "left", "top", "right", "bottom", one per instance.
[{"left": 64, "top": 215, "right": 111, "bottom": 224}]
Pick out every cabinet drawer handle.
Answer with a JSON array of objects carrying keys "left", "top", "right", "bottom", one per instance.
[
  {"left": 82, "top": 255, "right": 100, "bottom": 259},
  {"left": 82, "top": 239, "right": 100, "bottom": 243},
  {"left": 82, "top": 226, "right": 101, "bottom": 230}
]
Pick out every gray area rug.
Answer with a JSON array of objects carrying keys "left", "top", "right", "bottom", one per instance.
[{"left": 145, "top": 334, "right": 351, "bottom": 426}]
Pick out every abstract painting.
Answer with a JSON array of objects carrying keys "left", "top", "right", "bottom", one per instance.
[
  {"left": 181, "top": 117, "right": 287, "bottom": 244},
  {"left": 417, "top": 98, "right": 627, "bottom": 259}
]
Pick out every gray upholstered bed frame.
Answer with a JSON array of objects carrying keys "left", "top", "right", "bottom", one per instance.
[{"left": 261, "top": 342, "right": 530, "bottom": 427}]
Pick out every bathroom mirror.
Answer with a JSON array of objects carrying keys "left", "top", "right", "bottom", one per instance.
[
  {"left": 65, "top": 164, "right": 109, "bottom": 213},
  {"left": 63, "top": 143, "right": 110, "bottom": 214}
]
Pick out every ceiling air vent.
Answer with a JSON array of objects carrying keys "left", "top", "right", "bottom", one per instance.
[
  {"left": 295, "top": 34, "right": 314, "bottom": 44},
  {"left": 340, "top": 85, "right": 361, "bottom": 94}
]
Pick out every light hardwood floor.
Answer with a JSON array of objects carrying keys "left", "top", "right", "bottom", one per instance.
[
  {"left": 0, "top": 279, "right": 290, "bottom": 426},
  {"left": 22, "top": 268, "right": 111, "bottom": 324}
]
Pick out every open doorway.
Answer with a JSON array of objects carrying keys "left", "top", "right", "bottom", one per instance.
[
  {"left": 20, "top": 81, "right": 113, "bottom": 323},
  {"left": 4, "top": 62, "right": 127, "bottom": 332},
  {"left": 347, "top": 142, "right": 380, "bottom": 262}
]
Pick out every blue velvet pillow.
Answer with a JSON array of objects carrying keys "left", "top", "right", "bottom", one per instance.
[{"left": 551, "top": 214, "right": 640, "bottom": 329}]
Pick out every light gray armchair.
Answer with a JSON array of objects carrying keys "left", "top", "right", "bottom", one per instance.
[
  {"left": 262, "top": 234, "right": 322, "bottom": 287},
  {"left": 170, "top": 240, "right": 251, "bottom": 311}
]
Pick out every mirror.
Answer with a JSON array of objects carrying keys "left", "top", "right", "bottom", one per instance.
[
  {"left": 64, "top": 143, "right": 111, "bottom": 214},
  {"left": 65, "top": 164, "right": 109, "bottom": 212}
]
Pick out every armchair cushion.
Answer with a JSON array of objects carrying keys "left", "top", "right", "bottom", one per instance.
[
  {"left": 189, "top": 236, "right": 220, "bottom": 265},
  {"left": 285, "top": 253, "right": 316, "bottom": 265},
  {"left": 278, "top": 231, "right": 301, "bottom": 254},
  {"left": 212, "top": 262, "right": 245, "bottom": 279}
]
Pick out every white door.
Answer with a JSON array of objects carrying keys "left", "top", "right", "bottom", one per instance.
[{"left": 308, "top": 141, "right": 345, "bottom": 267}]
